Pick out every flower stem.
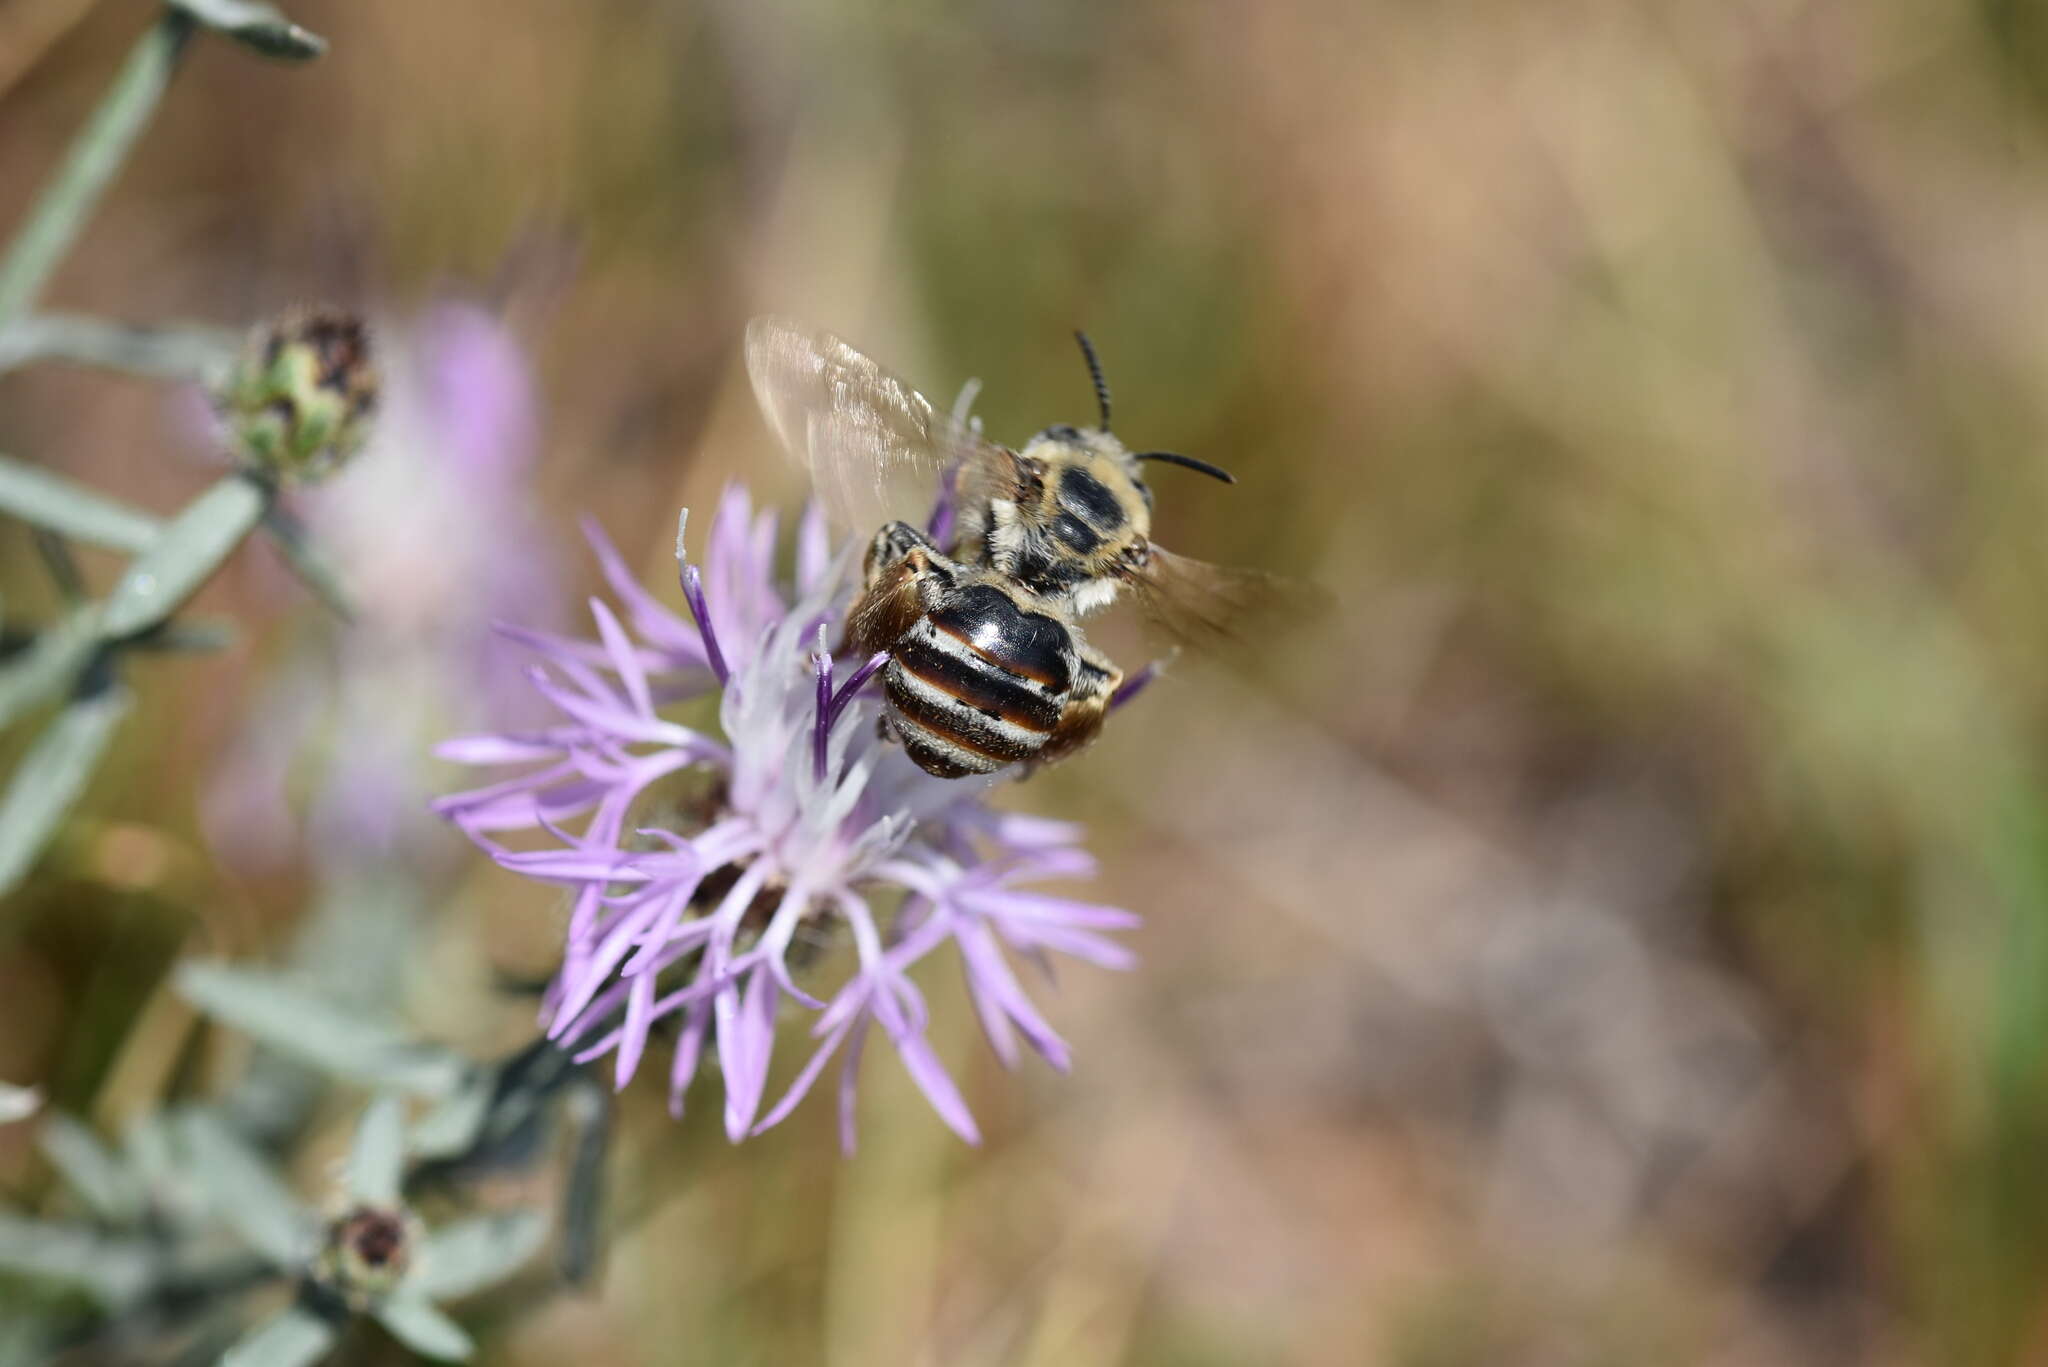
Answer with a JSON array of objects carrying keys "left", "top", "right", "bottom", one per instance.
[
  {"left": 0, "top": 312, "right": 241, "bottom": 381},
  {"left": 0, "top": 11, "right": 197, "bottom": 326}
]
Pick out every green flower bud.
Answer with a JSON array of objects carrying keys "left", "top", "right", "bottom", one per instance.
[
  {"left": 313, "top": 1203, "right": 419, "bottom": 1310},
  {"left": 219, "top": 309, "right": 377, "bottom": 484}
]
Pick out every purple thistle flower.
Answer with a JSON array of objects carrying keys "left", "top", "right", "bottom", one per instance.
[{"left": 435, "top": 487, "right": 1138, "bottom": 1148}]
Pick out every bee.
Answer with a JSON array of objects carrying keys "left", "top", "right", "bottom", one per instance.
[{"left": 744, "top": 315, "right": 1291, "bottom": 779}]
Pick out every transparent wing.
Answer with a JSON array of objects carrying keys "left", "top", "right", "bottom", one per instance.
[
  {"left": 1130, "top": 545, "right": 1327, "bottom": 654},
  {"left": 744, "top": 316, "right": 1014, "bottom": 534}
]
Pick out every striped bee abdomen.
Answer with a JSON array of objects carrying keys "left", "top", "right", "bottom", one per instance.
[{"left": 882, "top": 587, "right": 1075, "bottom": 778}]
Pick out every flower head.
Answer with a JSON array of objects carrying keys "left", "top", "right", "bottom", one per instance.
[
  {"left": 435, "top": 486, "right": 1138, "bottom": 1148},
  {"left": 217, "top": 308, "right": 379, "bottom": 485},
  {"left": 190, "top": 1097, "right": 546, "bottom": 1363}
]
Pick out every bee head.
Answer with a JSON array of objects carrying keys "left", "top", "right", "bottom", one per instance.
[{"left": 1057, "top": 330, "right": 1238, "bottom": 487}]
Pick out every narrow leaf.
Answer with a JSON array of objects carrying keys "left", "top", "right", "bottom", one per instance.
[
  {"left": 221, "top": 1306, "right": 338, "bottom": 1367},
  {"left": 0, "top": 1082, "right": 38, "bottom": 1124},
  {"left": 171, "top": 0, "right": 327, "bottom": 60},
  {"left": 405, "top": 1071, "right": 494, "bottom": 1161},
  {"left": 260, "top": 503, "right": 356, "bottom": 622},
  {"left": 0, "top": 455, "right": 161, "bottom": 552},
  {"left": 33, "top": 530, "right": 85, "bottom": 602},
  {"left": 346, "top": 1096, "right": 406, "bottom": 1206},
  {"left": 560, "top": 1080, "right": 609, "bottom": 1286},
  {"left": 38, "top": 1114, "right": 141, "bottom": 1222},
  {"left": 374, "top": 1293, "right": 473, "bottom": 1360},
  {"left": 0, "top": 17, "right": 193, "bottom": 324},
  {"left": 0, "top": 316, "right": 240, "bottom": 383},
  {"left": 175, "top": 1110, "right": 311, "bottom": 1268},
  {"left": 0, "top": 1213, "right": 155, "bottom": 1307},
  {"left": 413, "top": 1210, "right": 546, "bottom": 1301},
  {"left": 99, "top": 474, "right": 266, "bottom": 640},
  {"left": 0, "top": 681, "right": 131, "bottom": 896},
  {"left": 123, "top": 1112, "right": 191, "bottom": 1213},
  {"left": 174, "top": 961, "right": 464, "bottom": 1096},
  {"left": 0, "top": 606, "right": 102, "bottom": 730},
  {"left": 132, "top": 616, "right": 237, "bottom": 653}
]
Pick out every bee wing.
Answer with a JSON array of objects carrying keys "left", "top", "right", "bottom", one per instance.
[
  {"left": 744, "top": 316, "right": 1015, "bottom": 533},
  {"left": 1129, "top": 544, "right": 1327, "bottom": 653}
]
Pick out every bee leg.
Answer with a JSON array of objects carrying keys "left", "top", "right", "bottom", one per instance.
[
  {"left": 847, "top": 550, "right": 930, "bottom": 657},
  {"left": 1033, "top": 638, "right": 1123, "bottom": 767},
  {"left": 865, "top": 521, "right": 938, "bottom": 583}
]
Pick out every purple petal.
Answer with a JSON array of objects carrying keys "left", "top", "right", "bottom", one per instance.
[
  {"left": 958, "top": 922, "right": 1071, "bottom": 1072},
  {"left": 839, "top": 1018, "right": 872, "bottom": 1155},
  {"left": 419, "top": 303, "right": 537, "bottom": 482},
  {"left": 961, "top": 889, "right": 1142, "bottom": 932},
  {"left": 582, "top": 516, "right": 706, "bottom": 662},
  {"left": 753, "top": 1008, "right": 861, "bottom": 1136},
  {"left": 668, "top": 997, "right": 713, "bottom": 1118},
  {"left": 434, "top": 733, "right": 567, "bottom": 764},
  {"left": 588, "top": 597, "right": 654, "bottom": 720},
  {"left": 704, "top": 485, "right": 754, "bottom": 663},
  {"left": 615, "top": 971, "right": 656, "bottom": 1088},
  {"left": 719, "top": 968, "right": 780, "bottom": 1141},
  {"left": 893, "top": 1033, "right": 980, "bottom": 1145},
  {"left": 1000, "top": 922, "right": 1138, "bottom": 972},
  {"left": 550, "top": 895, "right": 674, "bottom": 1038}
]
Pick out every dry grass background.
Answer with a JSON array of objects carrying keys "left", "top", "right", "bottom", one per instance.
[{"left": 7, "top": 1, "right": 2048, "bottom": 1362}]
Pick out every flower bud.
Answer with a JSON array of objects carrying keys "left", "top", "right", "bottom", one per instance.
[
  {"left": 219, "top": 309, "right": 377, "bottom": 484},
  {"left": 313, "top": 1203, "right": 418, "bottom": 1309}
]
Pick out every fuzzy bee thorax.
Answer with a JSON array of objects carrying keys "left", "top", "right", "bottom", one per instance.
[{"left": 971, "top": 427, "right": 1152, "bottom": 616}]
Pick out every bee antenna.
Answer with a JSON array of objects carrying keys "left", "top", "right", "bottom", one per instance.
[
  {"left": 1133, "top": 450, "right": 1237, "bottom": 485},
  {"left": 1074, "top": 330, "right": 1111, "bottom": 431}
]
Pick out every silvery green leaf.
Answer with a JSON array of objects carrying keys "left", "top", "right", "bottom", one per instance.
[
  {"left": 0, "top": 681, "right": 131, "bottom": 896},
  {"left": 0, "top": 315, "right": 240, "bottom": 384},
  {"left": 174, "top": 962, "right": 465, "bottom": 1096},
  {"left": 0, "top": 605, "right": 101, "bottom": 731},
  {"left": 412, "top": 1210, "right": 547, "bottom": 1301},
  {"left": 124, "top": 1109, "right": 179, "bottom": 1188},
  {"left": 38, "top": 1113, "right": 142, "bottom": 1221},
  {"left": 221, "top": 1305, "right": 337, "bottom": 1367},
  {"left": 0, "top": 1213, "right": 155, "bottom": 1307},
  {"left": 0, "top": 1082, "right": 37, "bottom": 1123},
  {"left": 406, "top": 1071, "right": 493, "bottom": 1161},
  {"left": 99, "top": 474, "right": 267, "bottom": 640},
  {"left": 345, "top": 1096, "right": 405, "bottom": 1206},
  {"left": 373, "top": 1292, "right": 473, "bottom": 1361},
  {"left": 171, "top": 0, "right": 327, "bottom": 60},
  {"left": 176, "top": 1111, "right": 311, "bottom": 1268},
  {"left": 131, "top": 616, "right": 237, "bottom": 653},
  {"left": 0, "top": 455, "right": 160, "bottom": 552},
  {"left": 259, "top": 504, "right": 356, "bottom": 623},
  {"left": 0, "top": 1311, "right": 53, "bottom": 1367},
  {"left": 32, "top": 529, "right": 85, "bottom": 602},
  {"left": 560, "top": 1080, "right": 609, "bottom": 1286}
]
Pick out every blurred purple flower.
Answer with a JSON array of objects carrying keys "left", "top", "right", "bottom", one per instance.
[
  {"left": 435, "top": 487, "right": 1137, "bottom": 1148},
  {"left": 206, "top": 302, "right": 563, "bottom": 868}
]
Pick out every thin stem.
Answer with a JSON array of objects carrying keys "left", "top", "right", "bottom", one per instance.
[
  {"left": 0, "top": 313, "right": 241, "bottom": 381},
  {"left": 0, "top": 12, "right": 197, "bottom": 325},
  {"left": 0, "top": 453, "right": 163, "bottom": 554}
]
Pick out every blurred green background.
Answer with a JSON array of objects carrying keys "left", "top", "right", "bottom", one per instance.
[{"left": 9, "top": 0, "right": 2048, "bottom": 1362}]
